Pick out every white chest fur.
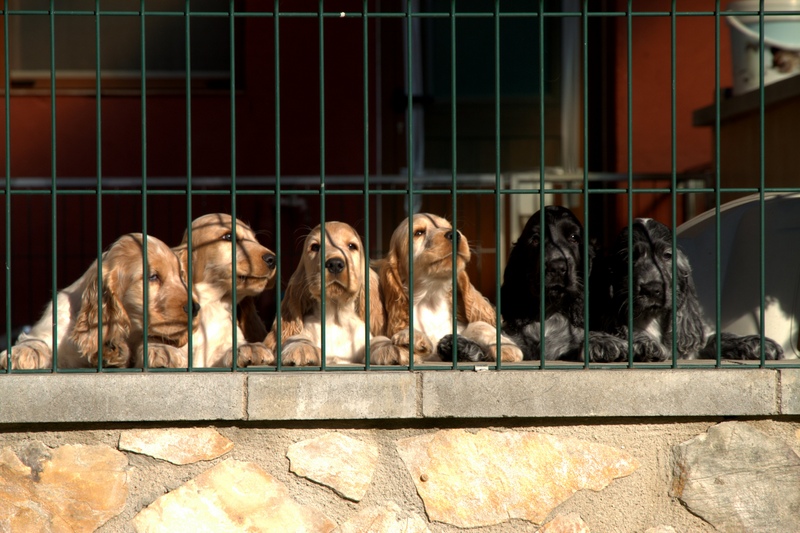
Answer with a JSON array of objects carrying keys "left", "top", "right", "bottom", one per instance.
[
  {"left": 300, "top": 303, "right": 370, "bottom": 363},
  {"left": 411, "top": 287, "right": 463, "bottom": 348},
  {"left": 189, "top": 282, "right": 242, "bottom": 368}
]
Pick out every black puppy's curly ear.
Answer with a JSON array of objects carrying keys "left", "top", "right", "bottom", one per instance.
[
  {"left": 587, "top": 237, "right": 598, "bottom": 275},
  {"left": 501, "top": 234, "right": 536, "bottom": 326},
  {"left": 674, "top": 249, "right": 706, "bottom": 357}
]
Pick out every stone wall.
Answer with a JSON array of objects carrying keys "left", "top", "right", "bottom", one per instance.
[{"left": 1, "top": 370, "right": 799, "bottom": 532}]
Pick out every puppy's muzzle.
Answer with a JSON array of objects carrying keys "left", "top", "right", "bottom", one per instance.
[
  {"left": 184, "top": 301, "right": 201, "bottom": 315},
  {"left": 325, "top": 257, "right": 345, "bottom": 275},
  {"left": 263, "top": 253, "right": 277, "bottom": 269},
  {"left": 637, "top": 280, "right": 663, "bottom": 301},
  {"left": 544, "top": 255, "right": 569, "bottom": 286}
]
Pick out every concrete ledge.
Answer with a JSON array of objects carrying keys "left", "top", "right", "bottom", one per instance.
[
  {"left": 780, "top": 369, "right": 800, "bottom": 414},
  {"left": 422, "top": 369, "right": 780, "bottom": 418},
  {"left": 0, "top": 368, "right": 796, "bottom": 424},
  {"left": 0, "top": 373, "right": 246, "bottom": 424},
  {"left": 248, "top": 372, "right": 419, "bottom": 420}
]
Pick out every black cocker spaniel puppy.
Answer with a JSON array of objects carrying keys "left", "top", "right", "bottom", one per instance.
[
  {"left": 500, "top": 206, "right": 628, "bottom": 362},
  {"left": 593, "top": 217, "right": 784, "bottom": 361}
]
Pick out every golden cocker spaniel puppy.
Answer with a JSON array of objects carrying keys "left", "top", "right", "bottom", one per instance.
[
  {"left": 0, "top": 234, "right": 199, "bottom": 370},
  {"left": 264, "top": 221, "right": 385, "bottom": 365},
  {"left": 173, "top": 213, "right": 277, "bottom": 368},
  {"left": 371, "top": 213, "right": 522, "bottom": 364}
]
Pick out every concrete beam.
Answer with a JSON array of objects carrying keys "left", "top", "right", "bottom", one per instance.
[{"left": 0, "top": 368, "right": 795, "bottom": 424}]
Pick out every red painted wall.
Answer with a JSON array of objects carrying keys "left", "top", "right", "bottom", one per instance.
[{"left": 611, "top": 0, "right": 735, "bottom": 229}]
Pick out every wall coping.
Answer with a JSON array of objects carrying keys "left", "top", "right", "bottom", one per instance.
[{"left": 1, "top": 368, "right": 798, "bottom": 424}]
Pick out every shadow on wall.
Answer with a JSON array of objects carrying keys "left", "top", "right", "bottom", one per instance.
[{"left": 678, "top": 193, "right": 800, "bottom": 358}]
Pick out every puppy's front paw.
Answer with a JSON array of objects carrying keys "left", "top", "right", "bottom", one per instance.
[
  {"left": 369, "top": 337, "right": 408, "bottom": 365},
  {"left": 633, "top": 337, "right": 668, "bottom": 362},
  {"left": 391, "top": 328, "right": 433, "bottom": 357},
  {"left": 237, "top": 342, "right": 275, "bottom": 367},
  {"left": 438, "top": 335, "right": 489, "bottom": 362},
  {"left": 99, "top": 341, "right": 132, "bottom": 368},
  {"left": 282, "top": 342, "right": 322, "bottom": 366},
  {"left": 486, "top": 343, "right": 524, "bottom": 363},
  {"left": 6, "top": 340, "right": 52, "bottom": 369},
  {"left": 147, "top": 344, "right": 187, "bottom": 368},
  {"left": 707, "top": 333, "right": 785, "bottom": 361},
  {"left": 587, "top": 333, "right": 628, "bottom": 362},
  {"left": 763, "top": 338, "right": 784, "bottom": 361}
]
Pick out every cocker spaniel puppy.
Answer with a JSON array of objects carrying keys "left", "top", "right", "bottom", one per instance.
[
  {"left": 372, "top": 213, "right": 522, "bottom": 365},
  {"left": 594, "top": 217, "right": 784, "bottom": 361},
  {"left": 173, "top": 213, "right": 277, "bottom": 368},
  {"left": 1, "top": 234, "right": 199, "bottom": 370},
  {"left": 263, "top": 221, "right": 385, "bottom": 365},
  {"left": 501, "top": 206, "right": 628, "bottom": 362}
]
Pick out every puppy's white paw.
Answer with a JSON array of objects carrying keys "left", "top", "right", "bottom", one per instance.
[
  {"left": 282, "top": 342, "right": 322, "bottom": 366},
  {"left": 4, "top": 340, "right": 52, "bottom": 369}
]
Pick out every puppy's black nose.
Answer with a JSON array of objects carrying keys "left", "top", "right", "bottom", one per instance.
[
  {"left": 263, "top": 253, "right": 277, "bottom": 269},
  {"left": 325, "top": 258, "right": 345, "bottom": 274},
  {"left": 184, "top": 301, "right": 201, "bottom": 315},
  {"left": 546, "top": 258, "right": 568, "bottom": 276},
  {"left": 445, "top": 230, "right": 460, "bottom": 243},
  {"left": 638, "top": 281, "right": 663, "bottom": 299}
]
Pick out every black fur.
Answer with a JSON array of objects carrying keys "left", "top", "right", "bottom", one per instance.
[
  {"left": 500, "top": 206, "right": 627, "bottom": 362},
  {"left": 437, "top": 335, "right": 488, "bottom": 362},
  {"left": 593, "top": 218, "right": 783, "bottom": 361}
]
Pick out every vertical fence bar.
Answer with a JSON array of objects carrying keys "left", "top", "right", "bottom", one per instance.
[
  {"left": 3, "top": 0, "right": 10, "bottom": 373},
  {"left": 625, "top": 0, "right": 634, "bottom": 368},
  {"left": 581, "top": 0, "right": 590, "bottom": 368},
  {"left": 493, "top": 0, "right": 502, "bottom": 370},
  {"left": 362, "top": 0, "right": 372, "bottom": 370},
  {"left": 713, "top": 0, "right": 722, "bottom": 365},
  {"left": 757, "top": 0, "right": 766, "bottom": 364},
  {"left": 94, "top": 0, "right": 104, "bottom": 373},
  {"left": 229, "top": 0, "right": 239, "bottom": 371},
  {"left": 140, "top": 0, "right": 149, "bottom": 369},
  {"left": 318, "top": 0, "right": 327, "bottom": 371},
  {"left": 670, "top": 0, "right": 678, "bottom": 368},
  {"left": 537, "top": 0, "right": 546, "bottom": 368},
  {"left": 185, "top": 0, "right": 195, "bottom": 369},
  {"left": 274, "top": 0, "right": 283, "bottom": 370},
  {"left": 48, "top": 1, "right": 58, "bottom": 369},
  {"left": 405, "top": 0, "right": 415, "bottom": 370},
  {"left": 449, "top": 0, "right": 458, "bottom": 367}
]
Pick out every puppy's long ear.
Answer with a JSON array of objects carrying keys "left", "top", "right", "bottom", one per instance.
[
  {"left": 379, "top": 254, "right": 410, "bottom": 337},
  {"left": 457, "top": 270, "right": 496, "bottom": 325},
  {"left": 674, "top": 250, "right": 706, "bottom": 357},
  {"left": 70, "top": 260, "right": 131, "bottom": 359},
  {"left": 172, "top": 240, "right": 206, "bottom": 286},
  {"left": 357, "top": 268, "right": 386, "bottom": 337},
  {"left": 238, "top": 296, "right": 268, "bottom": 342},
  {"left": 500, "top": 236, "right": 534, "bottom": 325},
  {"left": 264, "top": 261, "right": 313, "bottom": 351}
]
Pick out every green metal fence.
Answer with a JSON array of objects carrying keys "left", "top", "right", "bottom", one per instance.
[{"left": 2, "top": 1, "right": 799, "bottom": 373}]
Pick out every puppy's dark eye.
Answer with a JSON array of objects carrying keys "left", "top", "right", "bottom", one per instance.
[
  {"left": 348, "top": 243, "right": 358, "bottom": 251},
  {"left": 663, "top": 250, "right": 673, "bottom": 260},
  {"left": 568, "top": 233, "right": 580, "bottom": 243},
  {"left": 221, "top": 233, "right": 233, "bottom": 242},
  {"left": 531, "top": 236, "right": 540, "bottom": 247},
  {"left": 310, "top": 243, "right": 320, "bottom": 253},
  {"left": 148, "top": 273, "right": 161, "bottom": 283},
  {"left": 413, "top": 229, "right": 426, "bottom": 237}
]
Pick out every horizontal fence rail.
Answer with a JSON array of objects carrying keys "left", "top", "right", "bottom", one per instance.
[{"left": 2, "top": 1, "right": 799, "bottom": 373}]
